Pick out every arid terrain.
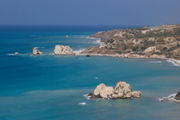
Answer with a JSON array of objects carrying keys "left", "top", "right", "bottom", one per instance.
[{"left": 82, "top": 24, "right": 180, "bottom": 60}]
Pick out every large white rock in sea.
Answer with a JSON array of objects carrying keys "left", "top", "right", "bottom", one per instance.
[
  {"left": 89, "top": 81, "right": 142, "bottom": 99},
  {"left": 93, "top": 83, "right": 114, "bottom": 99},
  {"left": 54, "top": 45, "right": 74, "bottom": 55},
  {"left": 33, "top": 47, "right": 42, "bottom": 55}
]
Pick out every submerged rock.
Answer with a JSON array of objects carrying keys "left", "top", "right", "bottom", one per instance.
[
  {"left": 54, "top": 45, "right": 74, "bottom": 55},
  {"left": 33, "top": 47, "right": 42, "bottom": 55},
  {"left": 88, "top": 81, "right": 142, "bottom": 99},
  {"left": 86, "top": 55, "right": 91, "bottom": 57}
]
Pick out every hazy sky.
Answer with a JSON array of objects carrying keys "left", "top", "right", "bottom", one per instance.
[{"left": 0, "top": 0, "right": 180, "bottom": 26}]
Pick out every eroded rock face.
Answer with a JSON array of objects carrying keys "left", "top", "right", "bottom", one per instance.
[
  {"left": 88, "top": 81, "right": 142, "bottom": 99},
  {"left": 33, "top": 47, "right": 42, "bottom": 55},
  {"left": 54, "top": 45, "right": 74, "bottom": 55}
]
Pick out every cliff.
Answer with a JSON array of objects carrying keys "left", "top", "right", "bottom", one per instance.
[{"left": 82, "top": 24, "right": 180, "bottom": 60}]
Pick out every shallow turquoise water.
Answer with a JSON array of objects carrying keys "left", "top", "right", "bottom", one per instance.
[{"left": 0, "top": 26, "right": 180, "bottom": 120}]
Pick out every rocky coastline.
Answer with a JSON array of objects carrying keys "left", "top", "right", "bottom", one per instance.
[{"left": 80, "top": 24, "right": 180, "bottom": 65}]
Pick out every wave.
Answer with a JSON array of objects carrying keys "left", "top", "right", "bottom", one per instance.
[
  {"left": 157, "top": 93, "right": 180, "bottom": 103},
  {"left": 74, "top": 49, "right": 85, "bottom": 55},
  {"left": 83, "top": 94, "right": 91, "bottom": 100},
  {"left": 158, "top": 93, "right": 176, "bottom": 101},
  {"left": 167, "top": 59, "right": 180, "bottom": 67},
  {"left": 149, "top": 61, "right": 162, "bottom": 64},
  {"left": 92, "top": 39, "right": 101, "bottom": 45},
  {"left": 78, "top": 102, "right": 87, "bottom": 106},
  {"left": 7, "top": 52, "right": 21, "bottom": 56}
]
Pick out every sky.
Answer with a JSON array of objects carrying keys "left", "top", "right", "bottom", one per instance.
[{"left": 0, "top": 0, "right": 180, "bottom": 26}]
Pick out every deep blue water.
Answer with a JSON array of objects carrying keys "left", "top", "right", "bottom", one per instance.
[{"left": 0, "top": 26, "right": 180, "bottom": 120}]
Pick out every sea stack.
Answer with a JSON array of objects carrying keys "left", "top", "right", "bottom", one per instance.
[
  {"left": 54, "top": 45, "right": 74, "bottom": 55},
  {"left": 33, "top": 47, "right": 42, "bottom": 55},
  {"left": 88, "top": 81, "right": 142, "bottom": 99}
]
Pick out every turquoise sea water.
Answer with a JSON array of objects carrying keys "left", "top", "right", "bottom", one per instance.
[{"left": 0, "top": 26, "right": 180, "bottom": 120}]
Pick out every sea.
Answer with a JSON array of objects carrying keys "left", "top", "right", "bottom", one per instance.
[{"left": 0, "top": 26, "right": 180, "bottom": 120}]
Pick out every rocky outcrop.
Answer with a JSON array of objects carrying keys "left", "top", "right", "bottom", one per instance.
[
  {"left": 33, "top": 47, "right": 42, "bottom": 55},
  {"left": 175, "top": 92, "right": 180, "bottom": 100},
  {"left": 83, "top": 24, "right": 180, "bottom": 60},
  {"left": 54, "top": 45, "right": 74, "bottom": 55},
  {"left": 158, "top": 92, "right": 180, "bottom": 103},
  {"left": 88, "top": 81, "right": 142, "bottom": 99},
  {"left": 93, "top": 83, "right": 114, "bottom": 99}
]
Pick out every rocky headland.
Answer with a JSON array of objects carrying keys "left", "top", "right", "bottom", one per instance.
[
  {"left": 88, "top": 81, "right": 141, "bottom": 99},
  {"left": 81, "top": 24, "right": 180, "bottom": 64}
]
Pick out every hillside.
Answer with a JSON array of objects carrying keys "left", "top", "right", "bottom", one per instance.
[{"left": 82, "top": 24, "right": 180, "bottom": 60}]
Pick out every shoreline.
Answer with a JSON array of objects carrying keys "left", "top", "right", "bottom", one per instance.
[
  {"left": 78, "top": 52, "right": 180, "bottom": 66},
  {"left": 83, "top": 24, "right": 180, "bottom": 66}
]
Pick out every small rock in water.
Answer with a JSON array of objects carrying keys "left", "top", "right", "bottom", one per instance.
[
  {"left": 86, "top": 55, "right": 91, "bottom": 57},
  {"left": 33, "top": 47, "right": 42, "bottom": 55}
]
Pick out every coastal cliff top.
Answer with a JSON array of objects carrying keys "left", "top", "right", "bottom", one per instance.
[{"left": 83, "top": 24, "right": 180, "bottom": 60}]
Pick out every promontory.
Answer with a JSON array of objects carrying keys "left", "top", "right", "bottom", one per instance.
[{"left": 81, "top": 24, "right": 180, "bottom": 61}]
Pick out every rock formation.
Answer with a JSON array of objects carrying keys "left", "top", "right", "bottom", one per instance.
[
  {"left": 158, "top": 92, "right": 180, "bottom": 103},
  {"left": 88, "top": 81, "right": 142, "bottom": 99},
  {"left": 54, "top": 45, "right": 74, "bottom": 55},
  {"left": 33, "top": 47, "right": 42, "bottom": 55},
  {"left": 93, "top": 83, "right": 114, "bottom": 99}
]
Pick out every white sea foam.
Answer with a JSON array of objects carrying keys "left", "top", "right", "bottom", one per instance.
[
  {"left": 74, "top": 49, "right": 85, "bottom": 55},
  {"left": 7, "top": 52, "right": 20, "bottom": 56},
  {"left": 167, "top": 59, "right": 180, "bottom": 67},
  {"left": 86, "top": 36, "right": 97, "bottom": 39},
  {"left": 158, "top": 93, "right": 177, "bottom": 102},
  {"left": 83, "top": 94, "right": 91, "bottom": 100},
  {"left": 92, "top": 39, "right": 101, "bottom": 45},
  {"left": 149, "top": 61, "right": 162, "bottom": 64},
  {"left": 95, "top": 77, "right": 99, "bottom": 80},
  {"left": 79, "top": 102, "right": 87, "bottom": 106}
]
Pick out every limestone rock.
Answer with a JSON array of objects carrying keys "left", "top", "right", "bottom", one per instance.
[
  {"left": 93, "top": 83, "right": 114, "bottom": 99},
  {"left": 112, "top": 81, "right": 132, "bottom": 98},
  {"left": 144, "top": 46, "right": 157, "bottom": 53},
  {"left": 33, "top": 47, "right": 42, "bottom": 55},
  {"left": 88, "top": 81, "right": 142, "bottom": 99},
  {"left": 54, "top": 45, "right": 74, "bottom": 55},
  {"left": 131, "top": 91, "right": 142, "bottom": 98}
]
